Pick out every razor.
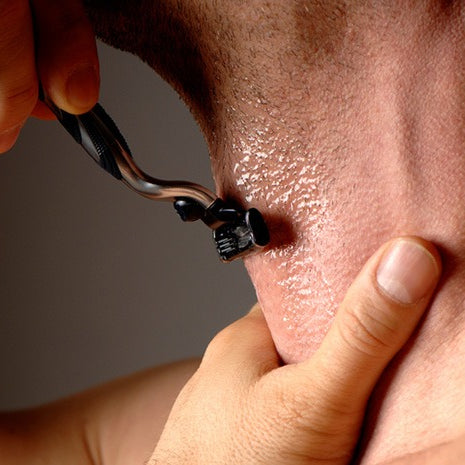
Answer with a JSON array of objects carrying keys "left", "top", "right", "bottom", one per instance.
[{"left": 40, "top": 90, "right": 270, "bottom": 262}]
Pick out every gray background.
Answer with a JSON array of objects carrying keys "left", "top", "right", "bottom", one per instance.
[{"left": 0, "top": 43, "right": 256, "bottom": 410}]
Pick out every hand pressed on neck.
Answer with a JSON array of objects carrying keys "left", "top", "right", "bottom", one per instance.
[{"left": 149, "top": 237, "right": 441, "bottom": 465}]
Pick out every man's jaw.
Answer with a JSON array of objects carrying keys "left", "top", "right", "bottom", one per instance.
[
  {"left": 245, "top": 237, "right": 338, "bottom": 363},
  {"left": 242, "top": 197, "right": 393, "bottom": 364},
  {"left": 214, "top": 113, "right": 403, "bottom": 364}
]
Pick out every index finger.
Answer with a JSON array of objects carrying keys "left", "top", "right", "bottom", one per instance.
[{"left": 0, "top": 0, "right": 37, "bottom": 151}]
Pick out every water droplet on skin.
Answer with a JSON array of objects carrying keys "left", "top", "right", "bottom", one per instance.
[{"left": 223, "top": 126, "right": 339, "bottom": 360}]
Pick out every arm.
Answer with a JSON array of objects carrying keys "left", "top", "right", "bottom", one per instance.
[{"left": 0, "top": 359, "right": 199, "bottom": 465}]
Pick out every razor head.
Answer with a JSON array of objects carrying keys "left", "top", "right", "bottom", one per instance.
[
  {"left": 174, "top": 198, "right": 270, "bottom": 262},
  {"left": 213, "top": 208, "right": 270, "bottom": 262}
]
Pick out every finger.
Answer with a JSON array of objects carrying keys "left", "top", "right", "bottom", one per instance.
[
  {"left": 201, "top": 303, "right": 281, "bottom": 382},
  {"left": 32, "top": 0, "right": 99, "bottom": 114},
  {"left": 0, "top": 1, "right": 37, "bottom": 152},
  {"left": 281, "top": 236, "right": 441, "bottom": 417}
]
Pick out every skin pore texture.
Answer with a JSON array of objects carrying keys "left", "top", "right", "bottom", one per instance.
[{"left": 84, "top": 1, "right": 465, "bottom": 464}]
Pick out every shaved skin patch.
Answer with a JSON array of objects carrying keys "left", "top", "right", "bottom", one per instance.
[{"left": 225, "top": 127, "right": 341, "bottom": 363}]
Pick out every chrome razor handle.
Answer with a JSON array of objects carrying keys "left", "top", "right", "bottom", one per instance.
[{"left": 41, "top": 94, "right": 131, "bottom": 180}]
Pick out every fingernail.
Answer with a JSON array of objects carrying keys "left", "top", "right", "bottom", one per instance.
[
  {"left": 66, "top": 65, "right": 99, "bottom": 111},
  {"left": 376, "top": 240, "right": 439, "bottom": 304}
]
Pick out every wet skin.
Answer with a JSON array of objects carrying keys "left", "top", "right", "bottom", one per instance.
[{"left": 85, "top": 1, "right": 465, "bottom": 463}]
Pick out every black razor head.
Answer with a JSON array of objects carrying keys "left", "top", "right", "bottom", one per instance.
[
  {"left": 213, "top": 208, "right": 270, "bottom": 262},
  {"left": 174, "top": 198, "right": 270, "bottom": 262}
]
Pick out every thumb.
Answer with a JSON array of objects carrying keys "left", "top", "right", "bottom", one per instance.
[{"left": 295, "top": 236, "right": 441, "bottom": 416}]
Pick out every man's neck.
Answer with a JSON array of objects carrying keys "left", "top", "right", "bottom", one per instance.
[
  {"left": 85, "top": 1, "right": 465, "bottom": 463},
  {"left": 219, "top": 7, "right": 465, "bottom": 463}
]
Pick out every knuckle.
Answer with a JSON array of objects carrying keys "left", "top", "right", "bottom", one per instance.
[
  {"left": 276, "top": 391, "right": 310, "bottom": 428},
  {"left": 258, "top": 374, "right": 310, "bottom": 428},
  {"left": 250, "top": 376, "right": 362, "bottom": 462},
  {"left": 203, "top": 313, "right": 256, "bottom": 359},
  {"left": 0, "top": 82, "right": 37, "bottom": 129},
  {"left": 256, "top": 376, "right": 353, "bottom": 456},
  {"left": 339, "top": 294, "right": 397, "bottom": 358},
  {"left": 202, "top": 325, "right": 237, "bottom": 362}
]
